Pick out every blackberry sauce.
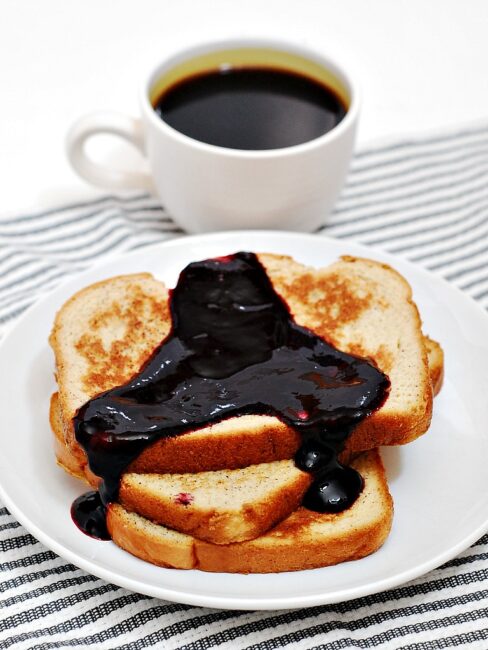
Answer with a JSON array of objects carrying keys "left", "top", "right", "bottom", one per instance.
[{"left": 72, "top": 253, "right": 390, "bottom": 539}]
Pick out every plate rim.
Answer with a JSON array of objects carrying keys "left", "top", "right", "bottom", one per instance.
[{"left": 1, "top": 229, "right": 488, "bottom": 610}]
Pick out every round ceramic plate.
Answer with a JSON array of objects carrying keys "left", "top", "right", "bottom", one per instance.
[{"left": 0, "top": 231, "right": 487, "bottom": 610}]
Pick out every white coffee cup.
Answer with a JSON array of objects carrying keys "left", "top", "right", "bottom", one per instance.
[{"left": 66, "top": 39, "right": 359, "bottom": 234}]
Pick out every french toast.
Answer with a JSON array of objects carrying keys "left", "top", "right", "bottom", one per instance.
[
  {"left": 107, "top": 450, "right": 393, "bottom": 573},
  {"left": 118, "top": 460, "right": 312, "bottom": 544},
  {"left": 49, "top": 331, "right": 442, "bottom": 486},
  {"left": 49, "top": 252, "right": 442, "bottom": 573},
  {"left": 424, "top": 336, "right": 444, "bottom": 396},
  {"left": 50, "top": 254, "right": 436, "bottom": 484}
]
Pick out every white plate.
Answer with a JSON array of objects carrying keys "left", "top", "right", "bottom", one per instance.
[{"left": 1, "top": 230, "right": 488, "bottom": 611}]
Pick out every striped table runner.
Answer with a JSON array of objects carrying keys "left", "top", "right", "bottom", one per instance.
[{"left": 1, "top": 124, "right": 488, "bottom": 649}]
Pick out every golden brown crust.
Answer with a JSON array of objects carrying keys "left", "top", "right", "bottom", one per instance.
[
  {"left": 107, "top": 503, "right": 196, "bottom": 569},
  {"left": 194, "top": 505, "right": 392, "bottom": 573},
  {"left": 424, "top": 336, "right": 444, "bottom": 396},
  {"left": 50, "top": 392, "right": 99, "bottom": 488},
  {"left": 74, "top": 286, "right": 170, "bottom": 397},
  {"left": 49, "top": 273, "right": 169, "bottom": 430},
  {"left": 50, "top": 392, "right": 86, "bottom": 481},
  {"left": 49, "top": 258, "right": 443, "bottom": 482},
  {"left": 119, "top": 462, "right": 312, "bottom": 544},
  {"left": 259, "top": 254, "right": 434, "bottom": 447},
  {"left": 194, "top": 450, "right": 393, "bottom": 573},
  {"left": 50, "top": 258, "right": 440, "bottom": 572},
  {"left": 107, "top": 450, "right": 393, "bottom": 573},
  {"left": 128, "top": 418, "right": 301, "bottom": 474}
]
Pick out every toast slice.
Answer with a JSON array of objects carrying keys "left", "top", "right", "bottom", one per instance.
[
  {"left": 49, "top": 254, "right": 436, "bottom": 483},
  {"left": 50, "top": 327, "right": 442, "bottom": 486},
  {"left": 424, "top": 336, "right": 444, "bottom": 396},
  {"left": 118, "top": 460, "right": 312, "bottom": 544},
  {"left": 107, "top": 450, "right": 393, "bottom": 573},
  {"left": 50, "top": 391, "right": 100, "bottom": 486}
]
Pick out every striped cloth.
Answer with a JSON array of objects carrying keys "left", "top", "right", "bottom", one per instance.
[{"left": 1, "top": 124, "right": 488, "bottom": 649}]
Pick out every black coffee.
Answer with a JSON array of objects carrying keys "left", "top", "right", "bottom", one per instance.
[{"left": 153, "top": 67, "right": 347, "bottom": 150}]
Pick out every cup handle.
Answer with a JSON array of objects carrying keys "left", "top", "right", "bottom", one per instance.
[{"left": 66, "top": 112, "right": 153, "bottom": 190}]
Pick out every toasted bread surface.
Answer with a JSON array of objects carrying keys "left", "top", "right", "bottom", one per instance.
[
  {"left": 49, "top": 255, "right": 437, "bottom": 480},
  {"left": 119, "top": 460, "right": 312, "bottom": 544},
  {"left": 107, "top": 450, "right": 393, "bottom": 573},
  {"left": 259, "top": 254, "right": 433, "bottom": 453},
  {"left": 49, "top": 272, "right": 170, "bottom": 434},
  {"left": 108, "top": 504, "right": 197, "bottom": 570},
  {"left": 50, "top": 335, "right": 443, "bottom": 485},
  {"left": 50, "top": 392, "right": 86, "bottom": 481}
]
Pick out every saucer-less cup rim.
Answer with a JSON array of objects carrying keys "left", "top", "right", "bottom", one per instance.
[
  {"left": 140, "top": 38, "right": 360, "bottom": 160},
  {"left": 66, "top": 38, "right": 359, "bottom": 192}
]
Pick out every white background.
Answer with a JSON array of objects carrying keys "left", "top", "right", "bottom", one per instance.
[{"left": 2, "top": 0, "right": 488, "bottom": 214}]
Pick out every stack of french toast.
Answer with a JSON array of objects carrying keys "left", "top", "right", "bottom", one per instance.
[{"left": 49, "top": 253, "right": 443, "bottom": 573}]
